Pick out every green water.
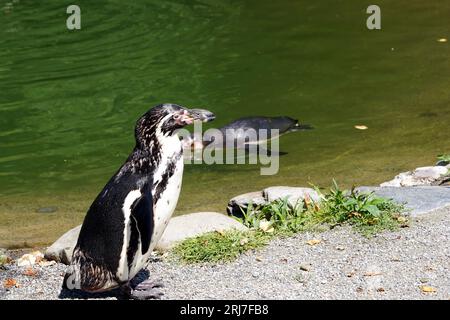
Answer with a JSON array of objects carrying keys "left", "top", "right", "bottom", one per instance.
[{"left": 1, "top": 0, "right": 450, "bottom": 246}]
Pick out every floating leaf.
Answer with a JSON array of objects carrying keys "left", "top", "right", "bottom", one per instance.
[
  {"left": 354, "top": 125, "right": 368, "bottom": 130},
  {"left": 306, "top": 239, "right": 321, "bottom": 246}
]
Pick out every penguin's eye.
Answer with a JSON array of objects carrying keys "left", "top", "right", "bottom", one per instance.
[{"left": 173, "top": 112, "right": 194, "bottom": 126}]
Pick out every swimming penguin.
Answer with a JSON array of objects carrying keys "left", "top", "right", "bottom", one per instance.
[
  {"left": 183, "top": 116, "right": 312, "bottom": 150},
  {"left": 63, "top": 104, "right": 215, "bottom": 299}
]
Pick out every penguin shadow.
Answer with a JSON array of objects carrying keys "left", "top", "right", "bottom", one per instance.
[{"left": 58, "top": 269, "right": 151, "bottom": 300}]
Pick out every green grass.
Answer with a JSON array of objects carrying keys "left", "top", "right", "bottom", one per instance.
[
  {"left": 240, "top": 181, "right": 407, "bottom": 237},
  {"left": 437, "top": 154, "right": 450, "bottom": 163},
  {"left": 171, "top": 230, "right": 271, "bottom": 263},
  {"left": 172, "top": 181, "right": 407, "bottom": 264}
]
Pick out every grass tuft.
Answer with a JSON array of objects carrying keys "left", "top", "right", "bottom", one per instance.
[
  {"left": 172, "top": 230, "right": 270, "bottom": 264},
  {"left": 172, "top": 181, "right": 407, "bottom": 264},
  {"left": 437, "top": 153, "right": 450, "bottom": 163},
  {"left": 241, "top": 181, "right": 407, "bottom": 237}
]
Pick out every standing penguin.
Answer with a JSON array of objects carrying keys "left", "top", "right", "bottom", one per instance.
[{"left": 63, "top": 104, "right": 215, "bottom": 299}]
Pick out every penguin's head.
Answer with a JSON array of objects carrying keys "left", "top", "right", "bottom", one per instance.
[{"left": 135, "top": 103, "right": 215, "bottom": 149}]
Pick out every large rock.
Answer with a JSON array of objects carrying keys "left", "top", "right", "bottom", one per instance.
[
  {"left": 263, "top": 186, "right": 320, "bottom": 207},
  {"left": 45, "top": 212, "right": 247, "bottom": 264},
  {"left": 227, "top": 186, "right": 321, "bottom": 217},
  {"left": 44, "top": 225, "right": 81, "bottom": 265},
  {"left": 155, "top": 212, "right": 247, "bottom": 251},
  {"left": 226, "top": 191, "right": 266, "bottom": 217},
  {"left": 357, "top": 186, "right": 450, "bottom": 217},
  {"left": 380, "top": 166, "right": 448, "bottom": 187}
]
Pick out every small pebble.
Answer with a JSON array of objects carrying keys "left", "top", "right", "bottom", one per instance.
[{"left": 299, "top": 265, "right": 310, "bottom": 272}]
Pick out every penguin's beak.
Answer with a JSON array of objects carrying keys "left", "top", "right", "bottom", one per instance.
[
  {"left": 189, "top": 108, "right": 216, "bottom": 123},
  {"left": 175, "top": 108, "right": 215, "bottom": 126}
]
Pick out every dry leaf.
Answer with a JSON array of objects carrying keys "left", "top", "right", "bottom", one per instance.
[
  {"left": 354, "top": 125, "right": 368, "bottom": 130},
  {"left": 437, "top": 38, "right": 447, "bottom": 43},
  {"left": 17, "top": 254, "right": 36, "bottom": 267},
  {"left": 306, "top": 239, "right": 321, "bottom": 246},
  {"left": 255, "top": 256, "right": 263, "bottom": 262},
  {"left": 364, "top": 271, "right": 382, "bottom": 277},
  {"left": 350, "top": 211, "right": 361, "bottom": 218},
  {"left": 38, "top": 260, "right": 56, "bottom": 267},
  {"left": 313, "top": 203, "right": 320, "bottom": 212},
  {"left": 304, "top": 194, "right": 311, "bottom": 208},
  {"left": 23, "top": 267, "right": 38, "bottom": 277},
  {"left": 259, "top": 220, "right": 274, "bottom": 233},
  {"left": 420, "top": 286, "right": 437, "bottom": 293},
  {"left": 4, "top": 278, "right": 18, "bottom": 289},
  {"left": 240, "top": 237, "right": 249, "bottom": 246},
  {"left": 299, "top": 265, "right": 310, "bottom": 271}
]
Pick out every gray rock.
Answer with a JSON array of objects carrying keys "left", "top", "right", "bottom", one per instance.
[
  {"left": 263, "top": 186, "right": 321, "bottom": 207},
  {"left": 357, "top": 186, "right": 450, "bottom": 216},
  {"left": 227, "top": 191, "right": 267, "bottom": 217},
  {"left": 45, "top": 212, "right": 248, "bottom": 264},
  {"left": 44, "top": 225, "right": 80, "bottom": 264},
  {"left": 227, "top": 186, "right": 322, "bottom": 217},
  {"left": 414, "top": 166, "right": 448, "bottom": 179},
  {"left": 156, "top": 212, "right": 247, "bottom": 251},
  {"left": 380, "top": 166, "right": 448, "bottom": 187}
]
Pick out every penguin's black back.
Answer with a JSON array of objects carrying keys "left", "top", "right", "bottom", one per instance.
[
  {"left": 221, "top": 116, "right": 298, "bottom": 133},
  {"left": 68, "top": 166, "right": 154, "bottom": 291}
]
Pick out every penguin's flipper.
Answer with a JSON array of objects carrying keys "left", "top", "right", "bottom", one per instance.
[{"left": 130, "top": 193, "right": 154, "bottom": 255}]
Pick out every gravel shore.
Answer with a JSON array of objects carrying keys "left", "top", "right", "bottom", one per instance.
[{"left": 1, "top": 207, "right": 449, "bottom": 300}]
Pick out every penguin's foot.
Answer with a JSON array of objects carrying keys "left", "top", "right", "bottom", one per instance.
[{"left": 122, "top": 279, "right": 164, "bottom": 300}]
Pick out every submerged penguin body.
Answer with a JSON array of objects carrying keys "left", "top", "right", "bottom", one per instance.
[{"left": 196, "top": 116, "right": 313, "bottom": 149}]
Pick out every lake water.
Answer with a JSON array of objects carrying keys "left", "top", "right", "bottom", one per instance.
[{"left": 1, "top": 0, "right": 449, "bottom": 247}]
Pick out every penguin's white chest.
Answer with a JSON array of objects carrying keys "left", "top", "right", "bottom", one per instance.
[
  {"left": 127, "top": 137, "right": 184, "bottom": 278},
  {"left": 151, "top": 154, "right": 184, "bottom": 245}
]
